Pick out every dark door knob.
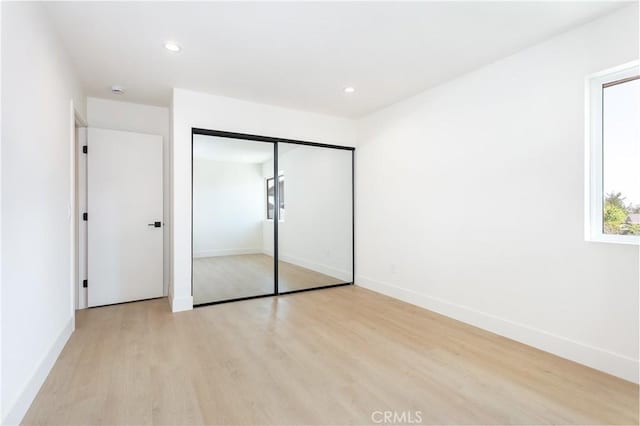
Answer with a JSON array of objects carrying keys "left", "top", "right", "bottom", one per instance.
[{"left": 147, "top": 222, "right": 162, "bottom": 228}]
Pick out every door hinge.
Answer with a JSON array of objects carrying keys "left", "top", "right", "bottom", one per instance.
[
  {"left": 83, "top": 212, "right": 88, "bottom": 221},
  {"left": 83, "top": 279, "right": 88, "bottom": 288},
  {"left": 82, "top": 145, "right": 88, "bottom": 154}
]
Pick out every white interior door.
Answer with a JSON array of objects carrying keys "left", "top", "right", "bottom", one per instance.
[{"left": 88, "top": 128, "right": 163, "bottom": 307}]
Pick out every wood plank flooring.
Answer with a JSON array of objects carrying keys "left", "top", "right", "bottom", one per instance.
[
  {"left": 22, "top": 286, "right": 638, "bottom": 425},
  {"left": 193, "top": 254, "right": 346, "bottom": 304}
]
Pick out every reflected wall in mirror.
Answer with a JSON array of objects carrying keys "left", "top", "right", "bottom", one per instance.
[
  {"left": 192, "top": 134, "right": 274, "bottom": 304},
  {"left": 277, "top": 143, "right": 353, "bottom": 293}
]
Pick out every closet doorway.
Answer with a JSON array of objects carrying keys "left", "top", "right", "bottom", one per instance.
[{"left": 191, "top": 128, "right": 354, "bottom": 306}]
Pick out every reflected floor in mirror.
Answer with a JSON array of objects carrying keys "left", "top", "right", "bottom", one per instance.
[{"left": 193, "top": 254, "right": 346, "bottom": 304}]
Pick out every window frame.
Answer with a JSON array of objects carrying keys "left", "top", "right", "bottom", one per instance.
[
  {"left": 266, "top": 174, "right": 284, "bottom": 221},
  {"left": 585, "top": 61, "right": 640, "bottom": 245}
]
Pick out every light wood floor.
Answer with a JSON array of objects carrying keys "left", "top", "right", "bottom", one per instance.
[
  {"left": 193, "top": 254, "right": 346, "bottom": 304},
  {"left": 23, "top": 286, "right": 638, "bottom": 425}
]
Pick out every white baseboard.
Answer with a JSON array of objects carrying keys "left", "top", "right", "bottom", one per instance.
[
  {"left": 279, "top": 253, "right": 351, "bottom": 282},
  {"left": 2, "top": 316, "right": 75, "bottom": 425},
  {"left": 193, "top": 248, "right": 262, "bottom": 258},
  {"left": 170, "top": 294, "right": 193, "bottom": 312},
  {"left": 356, "top": 275, "right": 639, "bottom": 384}
]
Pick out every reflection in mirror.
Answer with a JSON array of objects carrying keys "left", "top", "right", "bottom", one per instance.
[
  {"left": 192, "top": 135, "right": 274, "bottom": 304},
  {"left": 277, "top": 143, "right": 353, "bottom": 292},
  {"left": 267, "top": 175, "right": 284, "bottom": 220}
]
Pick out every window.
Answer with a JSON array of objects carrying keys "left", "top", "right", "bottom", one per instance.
[
  {"left": 586, "top": 62, "right": 640, "bottom": 244},
  {"left": 267, "top": 175, "right": 285, "bottom": 220}
]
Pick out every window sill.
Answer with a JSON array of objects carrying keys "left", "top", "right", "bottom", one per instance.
[{"left": 586, "top": 234, "right": 640, "bottom": 246}]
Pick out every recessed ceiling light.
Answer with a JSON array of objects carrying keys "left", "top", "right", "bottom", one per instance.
[
  {"left": 111, "top": 85, "right": 125, "bottom": 95},
  {"left": 164, "top": 41, "right": 182, "bottom": 53},
  {"left": 344, "top": 86, "right": 355, "bottom": 93}
]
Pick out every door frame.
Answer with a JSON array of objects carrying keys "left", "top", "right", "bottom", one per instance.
[
  {"left": 71, "top": 101, "right": 87, "bottom": 310},
  {"left": 191, "top": 127, "right": 355, "bottom": 307}
]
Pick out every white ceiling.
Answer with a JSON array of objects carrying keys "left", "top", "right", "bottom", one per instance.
[{"left": 45, "top": 1, "right": 629, "bottom": 118}]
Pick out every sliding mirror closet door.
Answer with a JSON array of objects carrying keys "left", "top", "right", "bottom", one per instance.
[
  {"left": 277, "top": 143, "right": 353, "bottom": 293},
  {"left": 192, "top": 135, "right": 275, "bottom": 305}
]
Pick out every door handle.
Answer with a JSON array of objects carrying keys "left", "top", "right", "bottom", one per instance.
[{"left": 148, "top": 222, "right": 162, "bottom": 228}]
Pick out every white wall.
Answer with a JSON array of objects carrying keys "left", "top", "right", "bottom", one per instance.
[
  {"left": 356, "top": 5, "right": 639, "bottom": 383},
  {"left": 193, "top": 160, "right": 264, "bottom": 257},
  {"left": 86, "top": 97, "right": 170, "bottom": 297},
  {"left": 262, "top": 146, "right": 353, "bottom": 281},
  {"left": 1, "top": 2, "right": 86, "bottom": 423},
  {"left": 171, "top": 89, "right": 356, "bottom": 311}
]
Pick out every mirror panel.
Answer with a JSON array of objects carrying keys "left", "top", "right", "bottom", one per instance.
[
  {"left": 276, "top": 143, "right": 353, "bottom": 293},
  {"left": 192, "top": 135, "right": 275, "bottom": 304}
]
